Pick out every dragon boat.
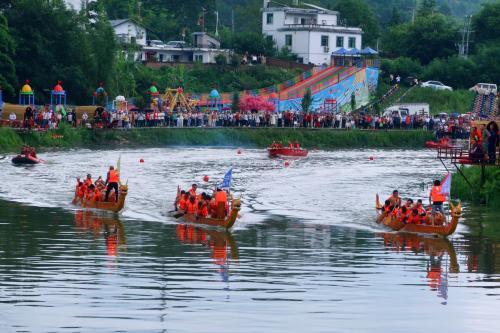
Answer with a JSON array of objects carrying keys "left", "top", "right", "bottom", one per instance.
[
  {"left": 72, "top": 184, "right": 128, "bottom": 213},
  {"left": 171, "top": 197, "right": 241, "bottom": 230},
  {"left": 425, "top": 137, "right": 456, "bottom": 149},
  {"left": 375, "top": 194, "right": 462, "bottom": 237}
]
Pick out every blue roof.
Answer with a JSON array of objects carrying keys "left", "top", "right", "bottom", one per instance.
[{"left": 346, "top": 48, "right": 360, "bottom": 55}]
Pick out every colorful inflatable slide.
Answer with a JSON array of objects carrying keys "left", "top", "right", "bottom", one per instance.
[{"left": 195, "top": 65, "right": 379, "bottom": 112}]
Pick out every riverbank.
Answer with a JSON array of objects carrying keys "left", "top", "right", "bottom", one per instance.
[
  {"left": 451, "top": 166, "right": 500, "bottom": 207},
  {"left": 0, "top": 126, "right": 435, "bottom": 153}
]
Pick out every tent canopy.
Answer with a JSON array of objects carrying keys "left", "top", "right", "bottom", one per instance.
[
  {"left": 332, "top": 47, "right": 348, "bottom": 55},
  {"left": 361, "top": 47, "right": 378, "bottom": 55}
]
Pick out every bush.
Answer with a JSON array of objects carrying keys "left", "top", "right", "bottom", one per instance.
[
  {"left": 380, "top": 57, "right": 423, "bottom": 81},
  {"left": 399, "top": 87, "right": 475, "bottom": 114}
]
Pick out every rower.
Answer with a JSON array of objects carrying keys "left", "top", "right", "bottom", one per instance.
[
  {"left": 295, "top": 142, "right": 300, "bottom": 149},
  {"left": 84, "top": 174, "right": 93, "bottom": 187},
  {"left": 214, "top": 187, "right": 229, "bottom": 218},
  {"left": 387, "top": 190, "right": 401, "bottom": 207},
  {"left": 185, "top": 196, "right": 197, "bottom": 214},
  {"left": 288, "top": 142, "right": 293, "bottom": 148},
  {"left": 189, "top": 184, "right": 197, "bottom": 197},
  {"left": 105, "top": 166, "right": 120, "bottom": 202},
  {"left": 413, "top": 199, "right": 426, "bottom": 215},
  {"left": 95, "top": 176, "right": 106, "bottom": 190},
  {"left": 429, "top": 180, "right": 446, "bottom": 226}
]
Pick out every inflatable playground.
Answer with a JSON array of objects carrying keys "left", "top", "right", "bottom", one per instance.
[{"left": 0, "top": 66, "right": 380, "bottom": 123}]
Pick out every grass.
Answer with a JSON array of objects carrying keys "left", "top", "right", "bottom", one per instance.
[
  {"left": 398, "top": 87, "right": 475, "bottom": 114},
  {"left": 0, "top": 126, "right": 435, "bottom": 154},
  {"left": 451, "top": 166, "right": 500, "bottom": 207}
]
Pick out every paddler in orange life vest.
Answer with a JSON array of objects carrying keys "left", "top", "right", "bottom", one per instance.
[
  {"left": 189, "top": 184, "right": 198, "bottom": 197},
  {"left": 105, "top": 166, "right": 120, "bottom": 202},
  {"left": 214, "top": 187, "right": 229, "bottom": 217},
  {"left": 387, "top": 190, "right": 402, "bottom": 207},
  {"left": 429, "top": 179, "right": 446, "bottom": 225},
  {"left": 185, "top": 195, "right": 197, "bottom": 214},
  {"left": 84, "top": 174, "right": 93, "bottom": 187}
]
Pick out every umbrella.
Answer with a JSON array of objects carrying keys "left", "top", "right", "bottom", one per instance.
[
  {"left": 361, "top": 47, "right": 378, "bottom": 55},
  {"left": 346, "top": 48, "right": 360, "bottom": 56},
  {"left": 332, "top": 47, "right": 348, "bottom": 55}
]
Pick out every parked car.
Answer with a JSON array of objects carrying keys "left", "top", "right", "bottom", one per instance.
[
  {"left": 165, "top": 41, "right": 186, "bottom": 48},
  {"left": 147, "top": 39, "right": 166, "bottom": 48},
  {"left": 384, "top": 103, "right": 430, "bottom": 118},
  {"left": 469, "top": 83, "right": 497, "bottom": 95},
  {"left": 420, "top": 81, "right": 453, "bottom": 91}
]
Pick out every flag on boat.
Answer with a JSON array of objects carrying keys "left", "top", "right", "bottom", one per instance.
[
  {"left": 219, "top": 168, "right": 232, "bottom": 190},
  {"left": 440, "top": 173, "right": 451, "bottom": 197}
]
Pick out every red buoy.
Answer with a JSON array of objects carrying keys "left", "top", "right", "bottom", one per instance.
[
  {"left": 203, "top": 175, "right": 209, "bottom": 182},
  {"left": 284, "top": 161, "right": 290, "bottom": 167},
  {"left": 140, "top": 158, "right": 144, "bottom": 163},
  {"left": 369, "top": 156, "right": 374, "bottom": 161},
  {"left": 237, "top": 149, "right": 242, "bottom": 155}
]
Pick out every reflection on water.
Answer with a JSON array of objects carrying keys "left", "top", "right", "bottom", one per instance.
[
  {"left": 176, "top": 224, "right": 238, "bottom": 282},
  {"left": 0, "top": 146, "right": 499, "bottom": 332},
  {"left": 74, "top": 210, "right": 127, "bottom": 256},
  {"left": 380, "top": 233, "right": 459, "bottom": 304}
]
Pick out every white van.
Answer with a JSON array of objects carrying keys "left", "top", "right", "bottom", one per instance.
[
  {"left": 384, "top": 103, "right": 430, "bottom": 118},
  {"left": 469, "top": 83, "right": 497, "bottom": 95}
]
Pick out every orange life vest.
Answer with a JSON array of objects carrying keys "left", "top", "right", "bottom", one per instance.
[
  {"left": 94, "top": 188, "right": 101, "bottom": 201},
  {"left": 84, "top": 178, "right": 93, "bottom": 187},
  {"left": 215, "top": 191, "right": 228, "bottom": 203},
  {"left": 108, "top": 170, "right": 119, "bottom": 183},
  {"left": 431, "top": 186, "right": 446, "bottom": 203},
  {"left": 200, "top": 205, "right": 209, "bottom": 217},
  {"left": 186, "top": 201, "right": 197, "bottom": 214},
  {"left": 189, "top": 188, "right": 197, "bottom": 197},
  {"left": 179, "top": 198, "right": 187, "bottom": 210}
]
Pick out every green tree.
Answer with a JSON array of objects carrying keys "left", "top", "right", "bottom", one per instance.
[
  {"left": 302, "top": 88, "right": 313, "bottom": 113},
  {"left": 382, "top": 14, "right": 457, "bottom": 64},
  {"left": 388, "top": 7, "right": 402, "bottom": 27},
  {"left": 231, "top": 32, "right": 275, "bottom": 56},
  {"left": 418, "top": 0, "right": 437, "bottom": 17},
  {"left": 422, "top": 56, "right": 477, "bottom": 88},
  {"left": 0, "top": 13, "right": 16, "bottom": 97},
  {"left": 333, "top": 0, "right": 380, "bottom": 47},
  {"left": 472, "top": 2, "right": 500, "bottom": 45}
]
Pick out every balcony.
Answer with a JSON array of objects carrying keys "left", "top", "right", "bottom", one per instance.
[{"left": 280, "top": 24, "right": 362, "bottom": 34}]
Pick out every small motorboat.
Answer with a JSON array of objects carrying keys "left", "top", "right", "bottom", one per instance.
[
  {"left": 425, "top": 138, "right": 455, "bottom": 149},
  {"left": 72, "top": 184, "right": 128, "bottom": 213},
  {"left": 375, "top": 194, "right": 462, "bottom": 237},
  {"left": 268, "top": 142, "right": 308, "bottom": 158},
  {"left": 12, "top": 154, "right": 44, "bottom": 165}
]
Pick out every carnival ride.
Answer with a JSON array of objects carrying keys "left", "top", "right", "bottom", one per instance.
[
  {"left": 161, "top": 87, "right": 198, "bottom": 113},
  {"left": 92, "top": 83, "right": 109, "bottom": 106},
  {"left": 19, "top": 80, "right": 35, "bottom": 105},
  {"left": 51, "top": 80, "right": 66, "bottom": 110}
]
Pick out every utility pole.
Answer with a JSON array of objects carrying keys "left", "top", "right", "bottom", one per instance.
[
  {"left": 459, "top": 15, "right": 473, "bottom": 58},
  {"left": 231, "top": 9, "right": 235, "bottom": 33},
  {"left": 215, "top": 11, "right": 219, "bottom": 37}
]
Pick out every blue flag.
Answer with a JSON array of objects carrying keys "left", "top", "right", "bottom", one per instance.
[{"left": 220, "top": 168, "right": 232, "bottom": 190}]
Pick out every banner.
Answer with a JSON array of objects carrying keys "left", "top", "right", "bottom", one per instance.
[
  {"left": 440, "top": 173, "right": 451, "bottom": 197},
  {"left": 220, "top": 168, "right": 232, "bottom": 190}
]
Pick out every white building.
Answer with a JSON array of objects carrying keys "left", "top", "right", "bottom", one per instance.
[
  {"left": 262, "top": 1, "right": 363, "bottom": 65},
  {"left": 143, "top": 32, "right": 231, "bottom": 64},
  {"left": 110, "top": 19, "right": 147, "bottom": 47}
]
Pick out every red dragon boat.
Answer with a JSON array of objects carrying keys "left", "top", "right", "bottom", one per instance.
[
  {"left": 268, "top": 142, "right": 308, "bottom": 158},
  {"left": 72, "top": 184, "right": 128, "bottom": 213},
  {"left": 375, "top": 194, "right": 462, "bottom": 237}
]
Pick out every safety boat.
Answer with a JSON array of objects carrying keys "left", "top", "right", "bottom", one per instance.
[
  {"left": 12, "top": 154, "right": 44, "bottom": 165},
  {"left": 171, "top": 197, "right": 241, "bottom": 230},
  {"left": 72, "top": 184, "right": 128, "bottom": 213},
  {"left": 375, "top": 194, "right": 461, "bottom": 237},
  {"left": 425, "top": 137, "right": 455, "bottom": 149},
  {"left": 268, "top": 142, "right": 308, "bottom": 158}
]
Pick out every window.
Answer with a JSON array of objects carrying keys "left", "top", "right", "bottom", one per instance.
[
  {"left": 336, "top": 36, "right": 344, "bottom": 47},
  {"left": 348, "top": 37, "right": 356, "bottom": 48},
  {"left": 300, "top": 18, "right": 306, "bottom": 25},
  {"left": 321, "top": 35, "right": 329, "bottom": 47},
  {"left": 285, "top": 34, "right": 292, "bottom": 47},
  {"left": 266, "top": 13, "right": 273, "bottom": 24},
  {"left": 194, "top": 54, "right": 203, "bottom": 62}
]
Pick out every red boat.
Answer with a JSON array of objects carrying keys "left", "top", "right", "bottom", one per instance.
[
  {"left": 425, "top": 138, "right": 455, "bottom": 149},
  {"left": 268, "top": 142, "right": 308, "bottom": 158}
]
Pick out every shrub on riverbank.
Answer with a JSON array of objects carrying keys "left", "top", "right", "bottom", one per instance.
[
  {"left": 397, "top": 87, "right": 474, "bottom": 114},
  {"left": 0, "top": 127, "right": 435, "bottom": 153},
  {"left": 451, "top": 166, "right": 500, "bottom": 207}
]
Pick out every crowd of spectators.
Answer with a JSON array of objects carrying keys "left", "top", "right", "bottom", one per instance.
[{"left": 2, "top": 105, "right": 475, "bottom": 141}]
